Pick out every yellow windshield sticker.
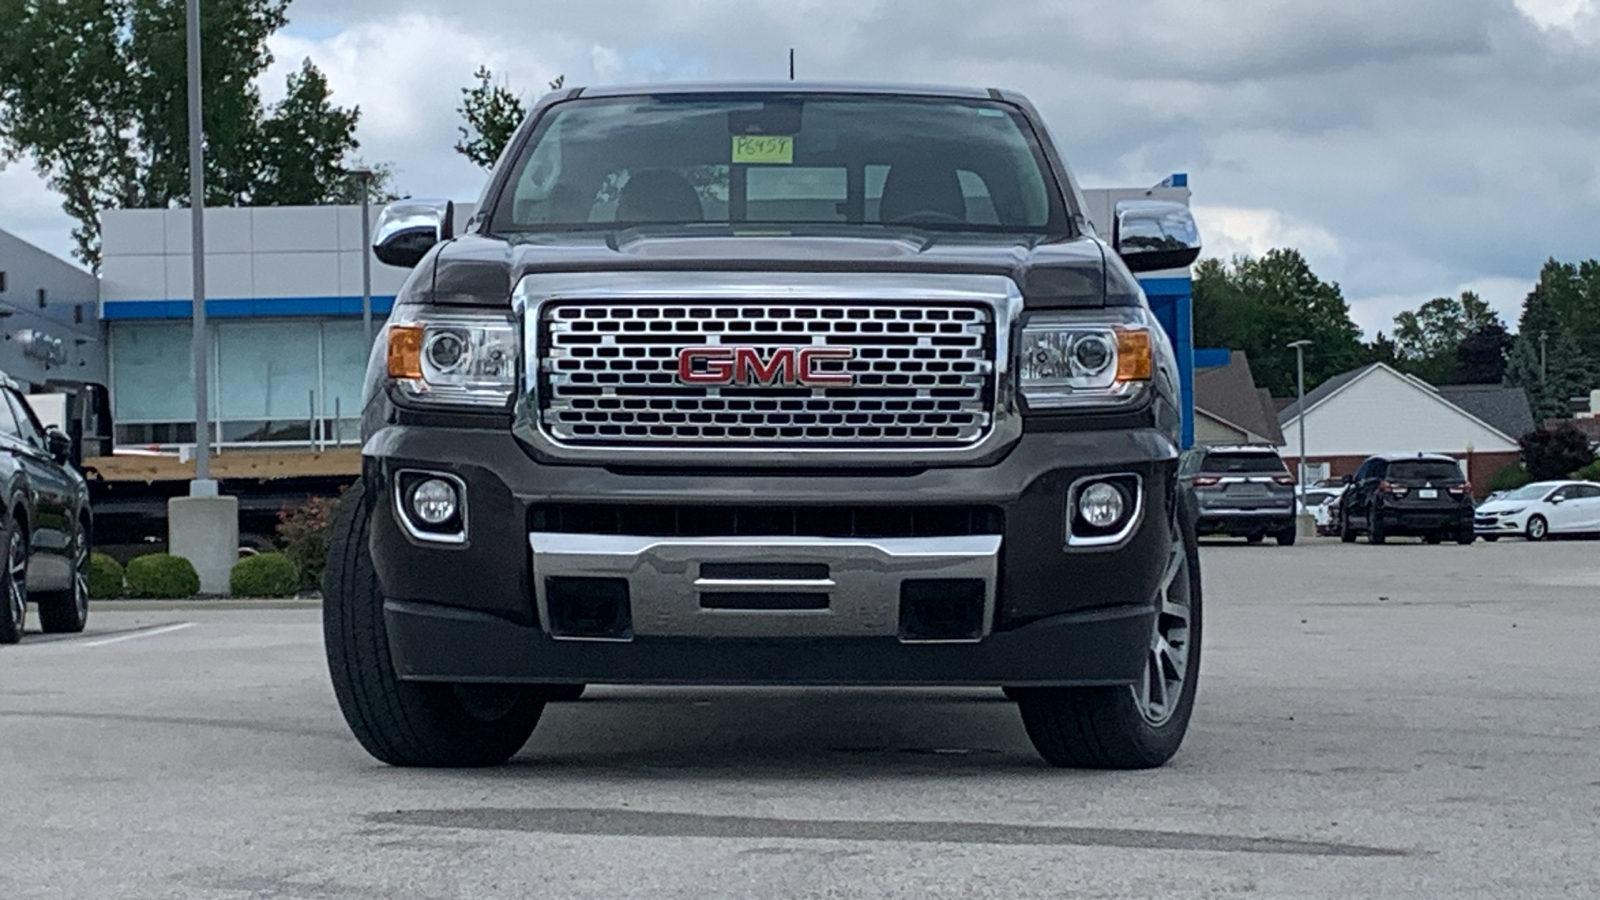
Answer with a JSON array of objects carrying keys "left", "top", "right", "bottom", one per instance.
[{"left": 732, "top": 135, "right": 794, "bottom": 165}]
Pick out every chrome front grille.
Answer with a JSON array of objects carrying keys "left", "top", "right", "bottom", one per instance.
[{"left": 537, "top": 301, "right": 995, "bottom": 446}]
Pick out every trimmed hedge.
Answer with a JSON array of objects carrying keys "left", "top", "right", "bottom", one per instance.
[
  {"left": 230, "top": 552, "right": 299, "bottom": 598},
  {"left": 88, "top": 552, "right": 125, "bottom": 599},
  {"left": 1575, "top": 459, "right": 1600, "bottom": 482},
  {"left": 125, "top": 554, "right": 201, "bottom": 599},
  {"left": 1487, "top": 464, "right": 1533, "bottom": 493}
]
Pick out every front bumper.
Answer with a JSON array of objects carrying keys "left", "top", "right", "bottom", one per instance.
[
  {"left": 362, "top": 424, "right": 1180, "bottom": 685},
  {"left": 1475, "top": 514, "right": 1526, "bottom": 535}
]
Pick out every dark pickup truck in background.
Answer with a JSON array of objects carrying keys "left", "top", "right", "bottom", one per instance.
[{"left": 322, "top": 82, "right": 1205, "bottom": 770}]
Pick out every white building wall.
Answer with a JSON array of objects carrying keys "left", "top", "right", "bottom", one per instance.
[
  {"left": 1296, "top": 368, "right": 1517, "bottom": 457},
  {"left": 99, "top": 205, "right": 462, "bottom": 312},
  {"left": 0, "top": 228, "right": 106, "bottom": 385}
]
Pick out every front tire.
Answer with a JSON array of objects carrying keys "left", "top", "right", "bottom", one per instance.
[
  {"left": 0, "top": 521, "right": 25, "bottom": 644},
  {"left": 323, "top": 480, "right": 545, "bottom": 767},
  {"left": 1526, "top": 515, "right": 1549, "bottom": 542},
  {"left": 37, "top": 517, "right": 90, "bottom": 634},
  {"left": 1015, "top": 518, "right": 1201, "bottom": 769},
  {"left": 1339, "top": 507, "right": 1358, "bottom": 543},
  {"left": 1367, "top": 506, "right": 1387, "bottom": 544}
]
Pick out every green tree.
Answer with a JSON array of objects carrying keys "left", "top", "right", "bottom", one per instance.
[
  {"left": 1454, "top": 320, "right": 1514, "bottom": 384},
  {"left": 1505, "top": 329, "right": 1596, "bottom": 422},
  {"left": 1191, "top": 249, "right": 1366, "bottom": 397},
  {"left": 0, "top": 0, "right": 388, "bottom": 268},
  {"left": 1519, "top": 258, "right": 1600, "bottom": 363},
  {"left": 456, "top": 68, "right": 563, "bottom": 169},
  {"left": 1391, "top": 291, "right": 1504, "bottom": 384}
]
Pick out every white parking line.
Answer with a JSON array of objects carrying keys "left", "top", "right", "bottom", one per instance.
[{"left": 80, "top": 622, "right": 196, "bottom": 647}]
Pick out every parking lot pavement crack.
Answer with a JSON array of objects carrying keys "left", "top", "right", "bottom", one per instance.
[
  {"left": 0, "top": 708, "right": 348, "bottom": 741},
  {"left": 366, "top": 807, "right": 1410, "bottom": 858}
]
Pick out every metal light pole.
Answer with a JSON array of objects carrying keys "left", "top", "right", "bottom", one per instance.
[
  {"left": 349, "top": 167, "right": 374, "bottom": 346},
  {"left": 186, "top": 0, "right": 213, "bottom": 493},
  {"left": 1288, "top": 340, "right": 1312, "bottom": 493}
]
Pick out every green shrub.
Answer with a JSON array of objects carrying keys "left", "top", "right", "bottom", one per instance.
[
  {"left": 88, "top": 552, "right": 125, "bottom": 599},
  {"left": 277, "top": 493, "right": 342, "bottom": 591},
  {"left": 125, "top": 554, "right": 201, "bottom": 599},
  {"left": 230, "top": 553, "right": 300, "bottom": 598},
  {"left": 1574, "top": 458, "right": 1600, "bottom": 482},
  {"left": 1488, "top": 464, "right": 1533, "bottom": 493}
]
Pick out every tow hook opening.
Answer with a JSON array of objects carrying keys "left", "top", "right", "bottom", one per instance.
[
  {"left": 899, "top": 579, "right": 986, "bottom": 642},
  {"left": 546, "top": 577, "right": 634, "bottom": 641}
]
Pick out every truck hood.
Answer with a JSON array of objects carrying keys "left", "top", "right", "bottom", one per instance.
[{"left": 422, "top": 226, "right": 1123, "bottom": 309}]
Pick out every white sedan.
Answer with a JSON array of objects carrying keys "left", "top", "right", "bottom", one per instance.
[{"left": 1473, "top": 480, "right": 1600, "bottom": 541}]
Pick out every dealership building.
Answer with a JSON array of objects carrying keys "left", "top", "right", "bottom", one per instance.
[{"left": 16, "top": 174, "right": 1198, "bottom": 449}]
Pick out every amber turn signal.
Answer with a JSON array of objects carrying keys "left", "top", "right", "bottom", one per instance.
[
  {"left": 387, "top": 325, "right": 424, "bottom": 379},
  {"left": 1114, "top": 328, "right": 1153, "bottom": 382}
]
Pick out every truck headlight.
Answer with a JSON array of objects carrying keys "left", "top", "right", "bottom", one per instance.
[
  {"left": 1018, "top": 309, "right": 1154, "bottom": 410},
  {"left": 386, "top": 307, "right": 518, "bottom": 408}
]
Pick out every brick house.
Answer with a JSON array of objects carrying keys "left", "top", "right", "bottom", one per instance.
[{"left": 1277, "top": 363, "right": 1534, "bottom": 493}]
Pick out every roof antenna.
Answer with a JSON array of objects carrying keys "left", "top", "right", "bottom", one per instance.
[{"left": 789, "top": 48, "right": 795, "bottom": 81}]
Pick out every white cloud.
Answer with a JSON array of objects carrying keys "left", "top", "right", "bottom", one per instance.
[
  {"left": 0, "top": 160, "right": 83, "bottom": 265},
  {"left": 1515, "top": 0, "right": 1599, "bottom": 37},
  {"left": 1191, "top": 205, "right": 1344, "bottom": 265}
]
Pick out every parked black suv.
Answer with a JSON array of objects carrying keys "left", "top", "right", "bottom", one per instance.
[
  {"left": 1337, "top": 453, "right": 1474, "bottom": 545},
  {"left": 1180, "top": 445, "right": 1297, "bottom": 545},
  {"left": 0, "top": 373, "right": 93, "bottom": 643},
  {"left": 323, "top": 83, "right": 1207, "bottom": 770}
]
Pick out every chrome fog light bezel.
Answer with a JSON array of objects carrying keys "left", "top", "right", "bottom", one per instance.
[
  {"left": 1066, "top": 474, "right": 1143, "bottom": 548},
  {"left": 394, "top": 470, "right": 469, "bottom": 544}
]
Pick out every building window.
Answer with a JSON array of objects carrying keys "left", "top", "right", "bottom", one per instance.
[
  {"left": 37, "top": 287, "right": 47, "bottom": 308},
  {"left": 0, "top": 271, "right": 7, "bottom": 292},
  {"left": 75, "top": 304, "right": 85, "bottom": 324}
]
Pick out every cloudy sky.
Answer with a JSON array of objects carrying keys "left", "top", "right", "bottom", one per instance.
[{"left": 2, "top": 0, "right": 1598, "bottom": 336}]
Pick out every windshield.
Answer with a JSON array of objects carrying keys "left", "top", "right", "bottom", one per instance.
[
  {"left": 490, "top": 94, "right": 1067, "bottom": 234},
  {"left": 1503, "top": 483, "right": 1558, "bottom": 501},
  {"left": 1201, "top": 452, "right": 1287, "bottom": 474},
  {"left": 1387, "top": 460, "right": 1463, "bottom": 481}
]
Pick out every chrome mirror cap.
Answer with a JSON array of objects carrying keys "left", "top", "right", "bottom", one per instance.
[
  {"left": 1113, "top": 200, "right": 1201, "bottom": 273},
  {"left": 373, "top": 199, "right": 455, "bottom": 268}
]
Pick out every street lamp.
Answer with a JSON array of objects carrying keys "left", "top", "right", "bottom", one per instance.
[
  {"left": 1288, "top": 340, "right": 1312, "bottom": 494},
  {"left": 348, "top": 167, "right": 375, "bottom": 347},
  {"left": 186, "top": 0, "right": 212, "bottom": 491}
]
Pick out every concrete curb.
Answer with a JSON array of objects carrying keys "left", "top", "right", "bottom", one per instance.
[{"left": 89, "top": 599, "right": 322, "bottom": 612}]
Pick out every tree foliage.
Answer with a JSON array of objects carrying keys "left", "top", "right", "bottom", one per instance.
[
  {"left": 1519, "top": 425, "right": 1596, "bottom": 481},
  {"left": 1504, "top": 329, "right": 1597, "bottom": 422},
  {"left": 1389, "top": 291, "right": 1511, "bottom": 385},
  {"left": 1519, "top": 258, "right": 1600, "bottom": 364},
  {"left": 1192, "top": 250, "right": 1366, "bottom": 397},
  {"left": 456, "top": 68, "right": 563, "bottom": 169},
  {"left": 0, "top": 0, "right": 386, "bottom": 268}
]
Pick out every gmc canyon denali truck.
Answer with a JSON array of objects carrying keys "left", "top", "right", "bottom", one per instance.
[{"left": 324, "top": 82, "right": 1205, "bottom": 769}]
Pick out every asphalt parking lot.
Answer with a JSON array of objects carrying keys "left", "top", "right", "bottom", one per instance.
[{"left": 2, "top": 538, "right": 1597, "bottom": 899}]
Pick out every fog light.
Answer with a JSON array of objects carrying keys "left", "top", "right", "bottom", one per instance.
[
  {"left": 1078, "top": 482, "right": 1127, "bottom": 529},
  {"left": 411, "top": 478, "right": 459, "bottom": 525}
]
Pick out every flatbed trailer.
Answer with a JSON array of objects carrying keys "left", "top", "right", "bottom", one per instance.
[{"left": 83, "top": 449, "right": 360, "bottom": 551}]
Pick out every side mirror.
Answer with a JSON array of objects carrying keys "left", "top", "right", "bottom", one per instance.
[
  {"left": 45, "top": 426, "right": 71, "bottom": 463},
  {"left": 373, "top": 199, "right": 455, "bottom": 268},
  {"left": 1113, "top": 200, "right": 1202, "bottom": 273},
  {"left": 1341, "top": 474, "right": 1354, "bottom": 486},
  {"left": 1549, "top": 495, "right": 1564, "bottom": 505}
]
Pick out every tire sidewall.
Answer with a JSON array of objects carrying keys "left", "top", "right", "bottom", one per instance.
[{"left": 1527, "top": 516, "right": 1548, "bottom": 541}]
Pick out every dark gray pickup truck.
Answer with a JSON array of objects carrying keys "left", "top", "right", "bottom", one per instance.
[{"left": 323, "top": 82, "right": 1205, "bottom": 769}]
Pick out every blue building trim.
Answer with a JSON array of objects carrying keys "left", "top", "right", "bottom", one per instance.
[
  {"left": 1139, "top": 275, "right": 1195, "bottom": 449},
  {"left": 103, "top": 295, "right": 398, "bottom": 320}
]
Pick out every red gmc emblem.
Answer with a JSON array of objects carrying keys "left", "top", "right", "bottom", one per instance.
[{"left": 677, "top": 346, "right": 855, "bottom": 387}]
